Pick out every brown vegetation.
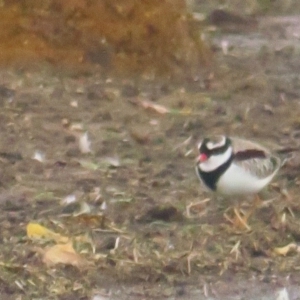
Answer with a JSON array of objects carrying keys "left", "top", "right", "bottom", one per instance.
[{"left": 0, "top": 0, "right": 210, "bottom": 77}]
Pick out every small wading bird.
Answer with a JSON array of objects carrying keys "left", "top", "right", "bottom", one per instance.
[{"left": 195, "top": 135, "right": 282, "bottom": 230}]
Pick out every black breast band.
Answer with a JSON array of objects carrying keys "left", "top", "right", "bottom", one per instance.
[{"left": 196, "top": 154, "right": 234, "bottom": 191}]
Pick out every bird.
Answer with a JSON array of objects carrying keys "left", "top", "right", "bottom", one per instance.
[{"left": 195, "top": 135, "right": 282, "bottom": 230}]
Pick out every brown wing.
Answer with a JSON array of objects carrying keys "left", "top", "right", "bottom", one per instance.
[
  {"left": 231, "top": 137, "right": 281, "bottom": 179},
  {"left": 231, "top": 137, "right": 272, "bottom": 154}
]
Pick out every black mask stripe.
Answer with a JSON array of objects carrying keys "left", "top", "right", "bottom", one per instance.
[{"left": 196, "top": 153, "right": 234, "bottom": 191}]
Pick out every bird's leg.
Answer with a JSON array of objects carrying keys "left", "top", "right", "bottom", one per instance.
[
  {"left": 252, "top": 194, "right": 263, "bottom": 209},
  {"left": 224, "top": 202, "right": 252, "bottom": 231},
  {"left": 224, "top": 195, "right": 262, "bottom": 231},
  {"left": 233, "top": 207, "right": 252, "bottom": 231},
  {"left": 244, "top": 194, "right": 262, "bottom": 219}
]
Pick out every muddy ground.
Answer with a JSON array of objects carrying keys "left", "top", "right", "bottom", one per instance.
[{"left": 1, "top": 10, "right": 300, "bottom": 300}]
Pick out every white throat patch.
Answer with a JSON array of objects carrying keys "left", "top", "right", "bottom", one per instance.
[{"left": 199, "top": 145, "right": 232, "bottom": 172}]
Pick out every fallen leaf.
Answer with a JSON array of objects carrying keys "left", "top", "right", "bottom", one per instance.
[
  {"left": 61, "top": 194, "right": 77, "bottom": 205},
  {"left": 103, "top": 156, "right": 120, "bottom": 167},
  {"left": 70, "top": 100, "right": 78, "bottom": 107},
  {"left": 276, "top": 287, "right": 290, "bottom": 300},
  {"left": 140, "top": 100, "right": 170, "bottom": 114},
  {"left": 42, "top": 242, "right": 86, "bottom": 268},
  {"left": 32, "top": 150, "right": 45, "bottom": 162},
  {"left": 27, "top": 223, "right": 69, "bottom": 243},
  {"left": 70, "top": 123, "right": 84, "bottom": 131},
  {"left": 274, "top": 243, "right": 297, "bottom": 256},
  {"left": 139, "top": 100, "right": 198, "bottom": 116},
  {"left": 79, "top": 132, "right": 92, "bottom": 153},
  {"left": 92, "top": 294, "right": 110, "bottom": 300}
]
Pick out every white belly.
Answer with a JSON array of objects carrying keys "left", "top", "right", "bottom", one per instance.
[{"left": 216, "top": 163, "right": 275, "bottom": 196}]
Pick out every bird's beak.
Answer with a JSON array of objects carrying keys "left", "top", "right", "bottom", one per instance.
[{"left": 198, "top": 153, "right": 208, "bottom": 162}]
